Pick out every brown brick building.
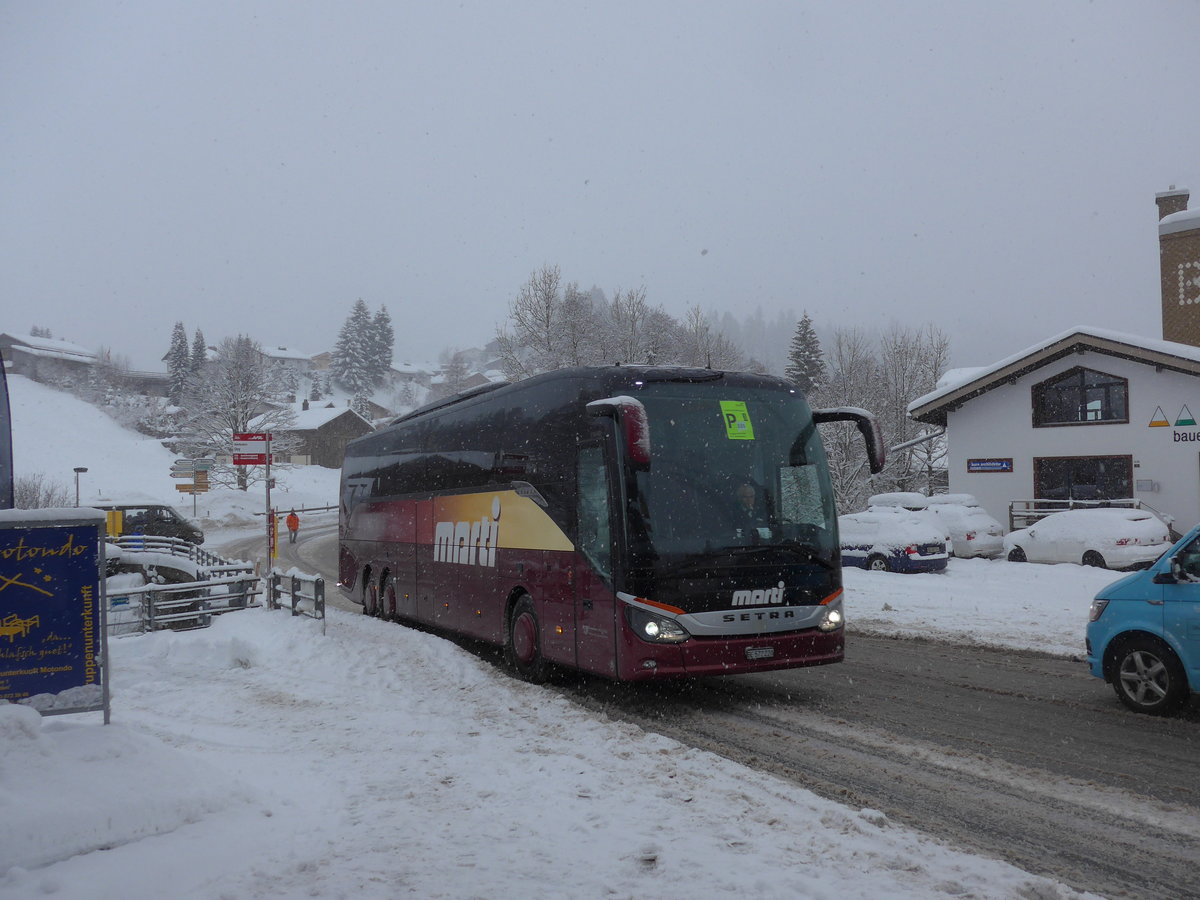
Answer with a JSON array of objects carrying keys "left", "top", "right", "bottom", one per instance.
[{"left": 1158, "top": 186, "right": 1200, "bottom": 345}]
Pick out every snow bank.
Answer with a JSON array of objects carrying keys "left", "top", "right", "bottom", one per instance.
[{"left": 0, "top": 608, "right": 1095, "bottom": 900}]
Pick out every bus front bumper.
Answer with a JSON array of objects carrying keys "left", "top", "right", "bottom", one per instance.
[{"left": 619, "top": 627, "right": 844, "bottom": 680}]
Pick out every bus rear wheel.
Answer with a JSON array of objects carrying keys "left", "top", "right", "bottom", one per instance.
[{"left": 505, "top": 595, "right": 548, "bottom": 684}]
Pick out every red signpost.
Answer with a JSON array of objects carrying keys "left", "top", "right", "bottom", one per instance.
[{"left": 233, "top": 433, "right": 274, "bottom": 560}]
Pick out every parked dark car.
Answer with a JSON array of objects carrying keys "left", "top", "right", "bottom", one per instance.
[{"left": 90, "top": 498, "right": 205, "bottom": 545}]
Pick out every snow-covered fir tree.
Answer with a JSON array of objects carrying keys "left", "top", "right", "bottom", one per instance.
[
  {"left": 331, "top": 299, "right": 376, "bottom": 396},
  {"left": 370, "top": 305, "right": 394, "bottom": 386},
  {"left": 190, "top": 328, "right": 208, "bottom": 373},
  {"left": 785, "top": 312, "right": 825, "bottom": 393},
  {"left": 166, "top": 321, "right": 191, "bottom": 405},
  {"left": 351, "top": 393, "right": 374, "bottom": 421}
]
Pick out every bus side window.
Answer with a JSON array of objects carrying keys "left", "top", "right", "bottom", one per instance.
[{"left": 577, "top": 446, "right": 612, "bottom": 580}]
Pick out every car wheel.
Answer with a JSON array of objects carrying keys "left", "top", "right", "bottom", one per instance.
[
  {"left": 867, "top": 555, "right": 889, "bottom": 572},
  {"left": 504, "top": 595, "right": 549, "bottom": 683},
  {"left": 1007, "top": 546, "right": 1026, "bottom": 563},
  {"left": 1083, "top": 550, "right": 1107, "bottom": 569},
  {"left": 1112, "top": 637, "right": 1189, "bottom": 715}
]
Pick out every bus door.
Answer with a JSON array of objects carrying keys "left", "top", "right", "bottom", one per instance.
[
  {"left": 415, "top": 499, "right": 453, "bottom": 627},
  {"left": 574, "top": 442, "right": 619, "bottom": 677}
]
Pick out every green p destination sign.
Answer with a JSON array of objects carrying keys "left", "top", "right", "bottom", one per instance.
[{"left": 720, "top": 400, "right": 755, "bottom": 440}]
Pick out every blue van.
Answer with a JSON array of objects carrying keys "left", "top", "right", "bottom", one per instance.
[{"left": 1086, "top": 523, "right": 1200, "bottom": 715}]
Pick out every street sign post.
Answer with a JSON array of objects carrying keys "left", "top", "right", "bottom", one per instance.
[{"left": 232, "top": 433, "right": 273, "bottom": 564}]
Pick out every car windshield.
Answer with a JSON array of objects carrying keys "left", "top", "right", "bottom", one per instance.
[{"left": 629, "top": 383, "right": 838, "bottom": 561}]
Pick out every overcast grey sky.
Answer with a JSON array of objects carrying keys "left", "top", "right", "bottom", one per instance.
[{"left": 3, "top": 1, "right": 1199, "bottom": 372}]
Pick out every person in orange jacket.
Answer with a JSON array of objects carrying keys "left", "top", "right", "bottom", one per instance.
[{"left": 286, "top": 509, "right": 300, "bottom": 543}]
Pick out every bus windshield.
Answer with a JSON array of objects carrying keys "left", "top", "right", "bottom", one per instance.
[{"left": 630, "top": 383, "right": 838, "bottom": 561}]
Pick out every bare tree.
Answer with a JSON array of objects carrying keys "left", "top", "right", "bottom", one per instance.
[
  {"left": 14, "top": 473, "right": 72, "bottom": 509},
  {"left": 607, "top": 287, "right": 654, "bottom": 364},
  {"left": 495, "top": 266, "right": 752, "bottom": 377},
  {"left": 176, "top": 336, "right": 298, "bottom": 491},
  {"left": 812, "top": 323, "right": 951, "bottom": 509},
  {"left": 875, "top": 324, "right": 950, "bottom": 493},
  {"left": 812, "top": 327, "right": 880, "bottom": 511},
  {"left": 559, "top": 281, "right": 600, "bottom": 367},
  {"left": 496, "top": 265, "right": 566, "bottom": 378},
  {"left": 678, "top": 306, "right": 744, "bottom": 369}
]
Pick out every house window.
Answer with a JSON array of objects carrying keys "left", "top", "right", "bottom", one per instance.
[
  {"left": 1034, "top": 456, "right": 1133, "bottom": 503},
  {"left": 1032, "top": 367, "right": 1128, "bottom": 426}
]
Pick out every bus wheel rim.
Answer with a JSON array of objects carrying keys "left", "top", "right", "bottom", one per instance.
[{"left": 512, "top": 612, "right": 537, "bottom": 665}]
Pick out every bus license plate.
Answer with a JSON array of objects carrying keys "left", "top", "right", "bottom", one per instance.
[{"left": 746, "top": 646, "right": 775, "bottom": 660}]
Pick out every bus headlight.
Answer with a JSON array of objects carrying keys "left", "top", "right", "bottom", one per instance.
[
  {"left": 626, "top": 607, "right": 690, "bottom": 644},
  {"left": 818, "top": 606, "right": 844, "bottom": 632}
]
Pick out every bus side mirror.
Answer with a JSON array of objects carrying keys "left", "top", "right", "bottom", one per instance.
[
  {"left": 587, "top": 396, "right": 651, "bottom": 469},
  {"left": 813, "top": 407, "right": 886, "bottom": 474}
]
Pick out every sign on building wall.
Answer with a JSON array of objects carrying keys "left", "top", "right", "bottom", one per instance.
[
  {"left": 0, "top": 511, "right": 109, "bottom": 721},
  {"left": 967, "top": 458, "right": 1014, "bottom": 473}
]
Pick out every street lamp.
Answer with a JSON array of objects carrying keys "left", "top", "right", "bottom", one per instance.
[{"left": 73, "top": 467, "right": 88, "bottom": 507}]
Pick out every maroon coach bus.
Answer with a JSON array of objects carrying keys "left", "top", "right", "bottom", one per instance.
[{"left": 339, "top": 366, "right": 884, "bottom": 682}]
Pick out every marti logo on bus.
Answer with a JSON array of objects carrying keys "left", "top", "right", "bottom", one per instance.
[
  {"left": 434, "top": 496, "right": 501, "bottom": 567},
  {"left": 731, "top": 581, "right": 786, "bottom": 606}
]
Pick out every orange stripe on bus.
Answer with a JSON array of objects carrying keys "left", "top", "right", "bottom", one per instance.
[
  {"left": 638, "top": 597, "right": 686, "bottom": 615},
  {"left": 820, "top": 588, "right": 843, "bottom": 606}
]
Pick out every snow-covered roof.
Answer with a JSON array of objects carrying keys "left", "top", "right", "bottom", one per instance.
[
  {"left": 909, "top": 326, "right": 1200, "bottom": 425},
  {"left": 934, "top": 367, "right": 988, "bottom": 392},
  {"left": 292, "top": 405, "right": 368, "bottom": 430},
  {"left": 0, "top": 332, "right": 97, "bottom": 364},
  {"left": 253, "top": 404, "right": 372, "bottom": 432},
  {"left": 259, "top": 346, "right": 313, "bottom": 362}
]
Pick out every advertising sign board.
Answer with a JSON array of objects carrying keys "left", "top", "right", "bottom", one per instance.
[{"left": 0, "top": 509, "right": 109, "bottom": 720}]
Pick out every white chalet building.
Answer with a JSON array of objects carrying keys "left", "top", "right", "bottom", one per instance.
[
  {"left": 909, "top": 186, "right": 1200, "bottom": 535},
  {"left": 909, "top": 327, "right": 1200, "bottom": 534}
]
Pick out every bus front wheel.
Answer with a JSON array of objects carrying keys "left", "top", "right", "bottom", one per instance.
[{"left": 505, "top": 595, "right": 548, "bottom": 684}]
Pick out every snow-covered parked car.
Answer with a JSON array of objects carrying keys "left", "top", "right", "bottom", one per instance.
[
  {"left": 866, "top": 492, "right": 956, "bottom": 555},
  {"left": 1004, "top": 508, "right": 1172, "bottom": 570},
  {"left": 924, "top": 494, "right": 1004, "bottom": 559},
  {"left": 838, "top": 507, "right": 949, "bottom": 573}
]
